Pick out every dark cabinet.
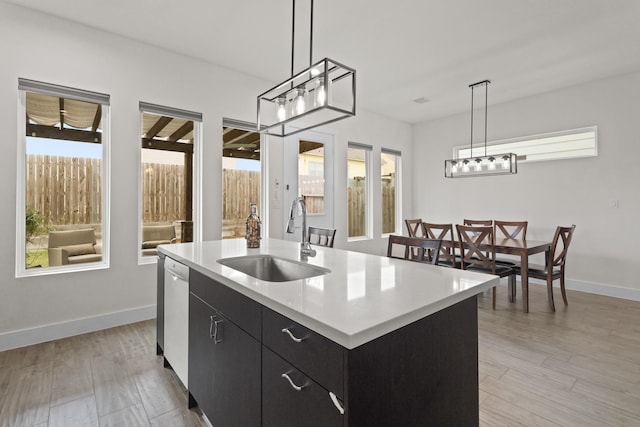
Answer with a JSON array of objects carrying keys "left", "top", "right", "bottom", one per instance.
[
  {"left": 166, "top": 263, "right": 479, "bottom": 426},
  {"left": 188, "top": 284, "right": 261, "bottom": 427},
  {"left": 262, "top": 346, "right": 343, "bottom": 427}
]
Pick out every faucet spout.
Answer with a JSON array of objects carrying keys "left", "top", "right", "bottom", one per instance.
[{"left": 286, "top": 197, "right": 316, "bottom": 258}]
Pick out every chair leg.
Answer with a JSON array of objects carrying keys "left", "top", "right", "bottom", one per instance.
[
  {"left": 547, "top": 279, "right": 555, "bottom": 312},
  {"left": 560, "top": 275, "right": 568, "bottom": 306},
  {"left": 508, "top": 275, "right": 516, "bottom": 302}
]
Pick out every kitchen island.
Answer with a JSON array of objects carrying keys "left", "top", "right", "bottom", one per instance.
[{"left": 157, "top": 238, "right": 498, "bottom": 427}]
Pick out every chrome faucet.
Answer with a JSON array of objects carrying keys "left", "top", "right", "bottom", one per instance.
[{"left": 286, "top": 197, "right": 316, "bottom": 258}]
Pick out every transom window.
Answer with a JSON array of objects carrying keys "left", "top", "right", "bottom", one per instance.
[{"left": 455, "top": 126, "right": 597, "bottom": 163}]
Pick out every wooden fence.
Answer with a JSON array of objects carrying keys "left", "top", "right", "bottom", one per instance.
[
  {"left": 26, "top": 155, "right": 102, "bottom": 225},
  {"left": 142, "top": 163, "right": 186, "bottom": 223},
  {"left": 27, "top": 156, "right": 395, "bottom": 236},
  {"left": 348, "top": 177, "right": 396, "bottom": 237}
]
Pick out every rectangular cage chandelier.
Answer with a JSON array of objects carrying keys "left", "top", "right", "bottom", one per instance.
[
  {"left": 257, "top": 0, "right": 356, "bottom": 138},
  {"left": 444, "top": 80, "right": 517, "bottom": 178}
]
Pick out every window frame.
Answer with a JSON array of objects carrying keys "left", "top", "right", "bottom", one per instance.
[
  {"left": 347, "top": 142, "right": 372, "bottom": 241},
  {"left": 137, "top": 102, "right": 203, "bottom": 265},
  {"left": 381, "top": 148, "right": 401, "bottom": 237},
  {"left": 16, "top": 79, "right": 111, "bottom": 277}
]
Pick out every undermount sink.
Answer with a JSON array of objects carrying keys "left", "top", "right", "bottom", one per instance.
[{"left": 217, "top": 255, "right": 330, "bottom": 282}]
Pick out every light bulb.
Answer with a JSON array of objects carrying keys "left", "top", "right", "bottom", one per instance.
[
  {"left": 276, "top": 97, "right": 287, "bottom": 122},
  {"left": 295, "top": 88, "right": 307, "bottom": 115},
  {"left": 451, "top": 161, "right": 458, "bottom": 174},
  {"left": 502, "top": 155, "right": 510, "bottom": 169},
  {"left": 462, "top": 159, "right": 470, "bottom": 173},
  {"left": 488, "top": 157, "right": 496, "bottom": 171},
  {"left": 316, "top": 79, "right": 326, "bottom": 106},
  {"left": 474, "top": 158, "right": 482, "bottom": 172}
]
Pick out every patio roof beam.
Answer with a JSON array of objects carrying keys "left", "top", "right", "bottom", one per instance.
[
  {"left": 27, "top": 124, "right": 102, "bottom": 144},
  {"left": 168, "top": 121, "right": 193, "bottom": 142},
  {"left": 91, "top": 105, "right": 102, "bottom": 132},
  {"left": 146, "top": 116, "right": 173, "bottom": 139},
  {"left": 141, "top": 138, "right": 193, "bottom": 154}
]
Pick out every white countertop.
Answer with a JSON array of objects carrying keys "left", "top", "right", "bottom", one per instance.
[{"left": 159, "top": 238, "right": 499, "bottom": 349}]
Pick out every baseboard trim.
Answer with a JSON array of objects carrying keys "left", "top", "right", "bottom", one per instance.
[
  {"left": 0, "top": 305, "right": 156, "bottom": 352},
  {"left": 526, "top": 277, "right": 640, "bottom": 302}
]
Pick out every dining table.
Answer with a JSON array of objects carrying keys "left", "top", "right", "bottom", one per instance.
[{"left": 442, "top": 238, "right": 552, "bottom": 313}]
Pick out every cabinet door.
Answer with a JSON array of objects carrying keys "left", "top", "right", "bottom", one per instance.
[
  {"left": 189, "top": 293, "right": 261, "bottom": 427},
  {"left": 263, "top": 347, "right": 344, "bottom": 427},
  {"left": 188, "top": 293, "right": 216, "bottom": 416}
]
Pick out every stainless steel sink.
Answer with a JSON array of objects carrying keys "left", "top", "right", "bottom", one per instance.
[{"left": 217, "top": 255, "right": 330, "bottom": 282}]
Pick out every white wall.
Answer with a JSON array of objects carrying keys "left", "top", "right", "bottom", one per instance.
[
  {"left": 0, "top": 3, "right": 264, "bottom": 350},
  {"left": 412, "top": 71, "right": 640, "bottom": 299},
  {"left": 0, "top": 3, "right": 413, "bottom": 349}
]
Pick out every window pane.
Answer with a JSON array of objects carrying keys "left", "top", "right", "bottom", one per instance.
[
  {"left": 381, "top": 151, "right": 398, "bottom": 234},
  {"left": 23, "top": 91, "right": 106, "bottom": 271},
  {"left": 348, "top": 146, "right": 368, "bottom": 238},
  {"left": 140, "top": 111, "right": 195, "bottom": 256},
  {"left": 299, "top": 141, "right": 324, "bottom": 214},
  {"left": 222, "top": 127, "right": 261, "bottom": 239}
]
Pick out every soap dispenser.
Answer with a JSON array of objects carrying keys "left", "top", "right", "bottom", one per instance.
[{"left": 246, "top": 203, "right": 261, "bottom": 248}]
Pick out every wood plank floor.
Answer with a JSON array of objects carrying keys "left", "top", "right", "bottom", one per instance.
[{"left": 0, "top": 284, "right": 639, "bottom": 426}]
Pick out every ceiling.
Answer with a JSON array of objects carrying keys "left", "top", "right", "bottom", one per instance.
[{"left": 7, "top": 0, "right": 640, "bottom": 124}]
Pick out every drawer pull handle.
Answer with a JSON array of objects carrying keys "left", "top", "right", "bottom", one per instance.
[
  {"left": 282, "top": 328, "right": 305, "bottom": 343},
  {"left": 281, "top": 373, "right": 305, "bottom": 391},
  {"left": 329, "top": 391, "right": 345, "bottom": 415},
  {"left": 209, "top": 315, "right": 216, "bottom": 339},
  {"left": 213, "top": 319, "right": 224, "bottom": 344}
]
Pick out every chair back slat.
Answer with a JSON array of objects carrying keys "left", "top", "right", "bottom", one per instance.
[
  {"left": 550, "top": 225, "right": 576, "bottom": 268},
  {"left": 495, "top": 220, "right": 528, "bottom": 240},
  {"left": 422, "top": 222, "right": 456, "bottom": 267},
  {"left": 463, "top": 219, "right": 493, "bottom": 226},
  {"left": 456, "top": 225, "right": 496, "bottom": 271},
  {"left": 387, "top": 235, "right": 442, "bottom": 265},
  {"left": 404, "top": 219, "right": 423, "bottom": 238},
  {"left": 307, "top": 227, "right": 337, "bottom": 248}
]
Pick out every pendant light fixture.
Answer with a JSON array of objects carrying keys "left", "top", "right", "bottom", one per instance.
[
  {"left": 257, "top": 0, "right": 356, "bottom": 137},
  {"left": 444, "top": 80, "right": 517, "bottom": 178}
]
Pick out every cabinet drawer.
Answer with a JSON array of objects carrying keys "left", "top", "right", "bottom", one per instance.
[
  {"left": 190, "top": 268, "right": 261, "bottom": 340},
  {"left": 263, "top": 346, "right": 344, "bottom": 427},
  {"left": 262, "top": 308, "right": 344, "bottom": 397}
]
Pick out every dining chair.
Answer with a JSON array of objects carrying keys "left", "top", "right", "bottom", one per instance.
[
  {"left": 493, "top": 220, "right": 528, "bottom": 267},
  {"left": 421, "top": 222, "right": 457, "bottom": 268},
  {"left": 387, "top": 235, "right": 442, "bottom": 265},
  {"left": 512, "top": 225, "right": 576, "bottom": 311},
  {"left": 307, "top": 226, "right": 337, "bottom": 248},
  {"left": 404, "top": 218, "right": 423, "bottom": 259},
  {"left": 463, "top": 219, "right": 493, "bottom": 226},
  {"left": 404, "top": 218, "right": 423, "bottom": 237},
  {"left": 456, "top": 225, "right": 516, "bottom": 309}
]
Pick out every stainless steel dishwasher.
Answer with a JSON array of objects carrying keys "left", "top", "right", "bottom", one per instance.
[{"left": 164, "top": 256, "right": 189, "bottom": 388}]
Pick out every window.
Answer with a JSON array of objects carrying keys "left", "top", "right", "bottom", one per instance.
[
  {"left": 17, "top": 79, "right": 110, "bottom": 276},
  {"left": 454, "top": 126, "right": 597, "bottom": 163},
  {"left": 299, "top": 141, "right": 325, "bottom": 214},
  {"left": 139, "top": 103, "right": 201, "bottom": 261},
  {"left": 381, "top": 149, "right": 401, "bottom": 235},
  {"left": 347, "top": 143, "right": 371, "bottom": 239},
  {"left": 222, "top": 120, "right": 262, "bottom": 239}
]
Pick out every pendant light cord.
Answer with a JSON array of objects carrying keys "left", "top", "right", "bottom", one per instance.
[
  {"left": 290, "top": 0, "right": 315, "bottom": 79},
  {"left": 484, "top": 81, "right": 488, "bottom": 157},
  {"left": 470, "top": 83, "right": 474, "bottom": 158},
  {"left": 291, "top": 0, "right": 295, "bottom": 78}
]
